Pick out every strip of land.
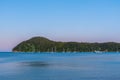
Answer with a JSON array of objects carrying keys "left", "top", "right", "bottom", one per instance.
[{"left": 13, "top": 37, "right": 120, "bottom": 52}]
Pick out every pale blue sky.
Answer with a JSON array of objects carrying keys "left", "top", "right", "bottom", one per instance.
[{"left": 0, "top": 0, "right": 120, "bottom": 51}]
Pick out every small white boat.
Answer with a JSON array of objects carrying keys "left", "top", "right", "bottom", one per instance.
[{"left": 94, "top": 51, "right": 103, "bottom": 53}]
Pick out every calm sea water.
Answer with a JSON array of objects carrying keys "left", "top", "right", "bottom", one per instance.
[{"left": 0, "top": 52, "right": 120, "bottom": 80}]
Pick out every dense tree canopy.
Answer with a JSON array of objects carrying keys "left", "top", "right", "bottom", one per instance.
[{"left": 13, "top": 37, "right": 120, "bottom": 52}]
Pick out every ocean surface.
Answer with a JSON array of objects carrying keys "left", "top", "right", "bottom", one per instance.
[{"left": 0, "top": 52, "right": 120, "bottom": 80}]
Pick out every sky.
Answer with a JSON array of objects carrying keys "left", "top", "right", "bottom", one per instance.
[{"left": 0, "top": 0, "right": 120, "bottom": 51}]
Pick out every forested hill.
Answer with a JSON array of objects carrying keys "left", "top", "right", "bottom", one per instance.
[{"left": 13, "top": 37, "right": 120, "bottom": 52}]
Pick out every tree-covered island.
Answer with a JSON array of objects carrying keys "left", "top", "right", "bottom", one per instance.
[{"left": 13, "top": 37, "right": 120, "bottom": 52}]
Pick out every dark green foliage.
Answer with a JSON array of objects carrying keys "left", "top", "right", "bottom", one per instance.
[{"left": 13, "top": 37, "right": 120, "bottom": 52}]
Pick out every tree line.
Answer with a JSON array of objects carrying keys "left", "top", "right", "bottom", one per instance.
[{"left": 13, "top": 37, "right": 120, "bottom": 52}]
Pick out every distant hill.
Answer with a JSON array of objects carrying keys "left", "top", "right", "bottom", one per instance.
[{"left": 13, "top": 37, "right": 120, "bottom": 52}]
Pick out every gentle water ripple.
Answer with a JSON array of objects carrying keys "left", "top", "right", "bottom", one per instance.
[{"left": 0, "top": 52, "right": 120, "bottom": 80}]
